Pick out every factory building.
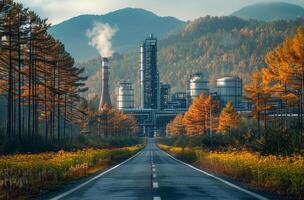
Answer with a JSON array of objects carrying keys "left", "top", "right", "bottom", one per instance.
[
  {"left": 140, "top": 34, "right": 160, "bottom": 110},
  {"left": 167, "top": 92, "right": 188, "bottom": 109},
  {"left": 216, "top": 76, "right": 243, "bottom": 108},
  {"left": 117, "top": 81, "right": 134, "bottom": 110}
]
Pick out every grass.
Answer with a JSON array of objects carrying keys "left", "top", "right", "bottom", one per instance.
[
  {"left": 0, "top": 145, "right": 144, "bottom": 200},
  {"left": 158, "top": 144, "right": 304, "bottom": 200}
]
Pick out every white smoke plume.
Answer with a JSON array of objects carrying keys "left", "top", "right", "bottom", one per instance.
[{"left": 86, "top": 23, "right": 118, "bottom": 58}]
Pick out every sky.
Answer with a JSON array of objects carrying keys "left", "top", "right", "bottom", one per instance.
[{"left": 15, "top": 0, "right": 304, "bottom": 25}]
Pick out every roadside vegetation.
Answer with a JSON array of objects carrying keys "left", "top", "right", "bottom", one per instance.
[
  {"left": 0, "top": 144, "right": 144, "bottom": 199},
  {"left": 158, "top": 144, "right": 304, "bottom": 200},
  {"left": 0, "top": 145, "right": 143, "bottom": 199}
]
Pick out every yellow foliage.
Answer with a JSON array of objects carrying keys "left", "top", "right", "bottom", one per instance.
[
  {"left": 159, "top": 144, "right": 304, "bottom": 198},
  {"left": 0, "top": 145, "right": 142, "bottom": 199},
  {"left": 183, "top": 93, "right": 218, "bottom": 136},
  {"left": 217, "top": 101, "right": 240, "bottom": 134},
  {"left": 166, "top": 114, "right": 185, "bottom": 136}
]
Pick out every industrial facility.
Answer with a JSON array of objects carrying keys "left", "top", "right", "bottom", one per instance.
[{"left": 98, "top": 34, "right": 245, "bottom": 136}]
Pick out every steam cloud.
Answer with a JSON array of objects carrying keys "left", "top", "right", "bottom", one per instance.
[{"left": 86, "top": 23, "right": 118, "bottom": 58}]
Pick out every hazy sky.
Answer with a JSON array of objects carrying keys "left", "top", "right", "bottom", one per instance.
[{"left": 15, "top": 0, "right": 304, "bottom": 25}]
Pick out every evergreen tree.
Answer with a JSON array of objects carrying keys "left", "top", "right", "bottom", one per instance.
[{"left": 217, "top": 101, "right": 240, "bottom": 135}]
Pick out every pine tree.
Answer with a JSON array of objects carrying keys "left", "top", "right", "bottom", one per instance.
[
  {"left": 245, "top": 71, "right": 272, "bottom": 138},
  {"left": 166, "top": 114, "right": 185, "bottom": 136},
  {"left": 217, "top": 101, "right": 240, "bottom": 135},
  {"left": 183, "top": 93, "right": 217, "bottom": 136}
]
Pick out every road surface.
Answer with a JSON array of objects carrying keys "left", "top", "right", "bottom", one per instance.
[{"left": 49, "top": 138, "right": 269, "bottom": 200}]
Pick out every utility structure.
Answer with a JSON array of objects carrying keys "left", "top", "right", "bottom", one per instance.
[
  {"left": 189, "top": 73, "right": 209, "bottom": 99},
  {"left": 216, "top": 76, "right": 243, "bottom": 108},
  {"left": 117, "top": 81, "right": 134, "bottom": 110},
  {"left": 98, "top": 57, "right": 112, "bottom": 111},
  {"left": 140, "top": 34, "right": 160, "bottom": 109},
  {"left": 160, "top": 83, "right": 171, "bottom": 110}
]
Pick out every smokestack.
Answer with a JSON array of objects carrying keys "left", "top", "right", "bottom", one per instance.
[{"left": 98, "top": 57, "right": 112, "bottom": 111}]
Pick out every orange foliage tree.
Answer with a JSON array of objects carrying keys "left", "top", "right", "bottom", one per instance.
[
  {"left": 217, "top": 101, "right": 240, "bottom": 135},
  {"left": 245, "top": 71, "right": 272, "bottom": 137},
  {"left": 95, "top": 107, "right": 139, "bottom": 137},
  {"left": 166, "top": 114, "right": 185, "bottom": 136},
  {"left": 183, "top": 93, "right": 218, "bottom": 136},
  {"left": 263, "top": 28, "right": 304, "bottom": 134}
]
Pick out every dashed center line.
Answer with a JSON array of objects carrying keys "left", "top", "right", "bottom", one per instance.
[
  {"left": 153, "top": 182, "right": 159, "bottom": 188},
  {"left": 151, "top": 149, "right": 160, "bottom": 200}
]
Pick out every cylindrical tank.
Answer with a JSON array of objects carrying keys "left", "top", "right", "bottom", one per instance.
[
  {"left": 189, "top": 73, "right": 209, "bottom": 99},
  {"left": 117, "top": 81, "right": 134, "bottom": 110},
  {"left": 216, "top": 76, "right": 243, "bottom": 107}
]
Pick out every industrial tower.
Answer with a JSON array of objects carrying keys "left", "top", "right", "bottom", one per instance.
[
  {"left": 98, "top": 57, "right": 112, "bottom": 111},
  {"left": 140, "top": 34, "right": 160, "bottom": 109}
]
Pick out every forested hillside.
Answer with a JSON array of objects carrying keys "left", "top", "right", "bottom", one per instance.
[
  {"left": 49, "top": 8, "right": 185, "bottom": 61},
  {"left": 80, "top": 16, "right": 304, "bottom": 105},
  {"left": 232, "top": 2, "right": 304, "bottom": 21}
]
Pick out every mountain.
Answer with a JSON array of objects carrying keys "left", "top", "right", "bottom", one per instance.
[
  {"left": 49, "top": 8, "right": 185, "bottom": 61},
  {"left": 79, "top": 16, "right": 304, "bottom": 106},
  {"left": 232, "top": 2, "right": 304, "bottom": 21}
]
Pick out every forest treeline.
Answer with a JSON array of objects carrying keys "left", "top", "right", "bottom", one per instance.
[
  {"left": 0, "top": 0, "right": 139, "bottom": 153},
  {"left": 166, "top": 28, "right": 304, "bottom": 155},
  {"left": 81, "top": 16, "right": 304, "bottom": 106},
  {"left": 0, "top": 0, "right": 87, "bottom": 143}
]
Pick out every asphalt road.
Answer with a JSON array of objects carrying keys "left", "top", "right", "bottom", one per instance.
[{"left": 48, "top": 138, "right": 269, "bottom": 200}]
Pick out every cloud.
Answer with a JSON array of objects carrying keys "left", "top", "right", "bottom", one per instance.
[{"left": 16, "top": 0, "right": 107, "bottom": 24}]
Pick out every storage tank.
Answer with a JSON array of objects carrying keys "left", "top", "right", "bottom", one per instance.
[
  {"left": 216, "top": 76, "right": 243, "bottom": 107},
  {"left": 189, "top": 73, "right": 209, "bottom": 99},
  {"left": 117, "top": 81, "right": 134, "bottom": 110}
]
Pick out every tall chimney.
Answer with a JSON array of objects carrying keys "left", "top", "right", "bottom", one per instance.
[{"left": 98, "top": 57, "right": 112, "bottom": 111}]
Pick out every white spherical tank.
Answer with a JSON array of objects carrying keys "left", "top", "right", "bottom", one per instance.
[
  {"left": 189, "top": 73, "right": 209, "bottom": 99},
  {"left": 216, "top": 76, "right": 243, "bottom": 107},
  {"left": 117, "top": 81, "right": 134, "bottom": 110}
]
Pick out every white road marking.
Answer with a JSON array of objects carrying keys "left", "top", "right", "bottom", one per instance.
[
  {"left": 152, "top": 164, "right": 155, "bottom": 168},
  {"left": 153, "top": 197, "right": 161, "bottom": 200},
  {"left": 49, "top": 150, "right": 143, "bottom": 200},
  {"left": 153, "top": 182, "right": 159, "bottom": 188},
  {"left": 153, "top": 174, "right": 157, "bottom": 178},
  {"left": 162, "top": 150, "right": 269, "bottom": 200},
  {"left": 152, "top": 168, "right": 156, "bottom": 172}
]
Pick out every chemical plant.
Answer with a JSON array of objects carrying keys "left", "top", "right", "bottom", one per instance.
[{"left": 98, "top": 34, "right": 244, "bottom": 136}]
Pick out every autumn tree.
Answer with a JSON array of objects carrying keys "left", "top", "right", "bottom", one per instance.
[
  {"left": 0, "top": 0, "right": 87, "bottom": 146},
  {"left": 94, "top": 106, "right": 139, "bottom": 137},
  {"left": 217, "top": 101, "right": 240, "bottom": 135},
  {"left": 245, "top": 71, "right": 272, "bottom": 137},
  {"left": 166, "top": 114, "right": 185, "bottom": 136},
  {"left": 260, "top": 27, "right": 304, "bottom": 147},
  {"left": 183, "top": 93, "right": 218, "bottom": 136}
]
